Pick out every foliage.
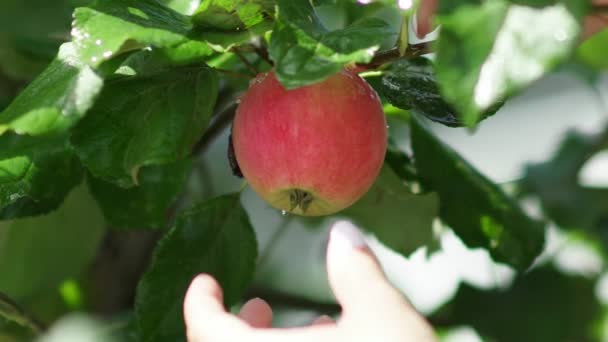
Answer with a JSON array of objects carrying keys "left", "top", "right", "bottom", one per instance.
[{"left": 0, "top": 0, "right": 607, "bottom": 341}]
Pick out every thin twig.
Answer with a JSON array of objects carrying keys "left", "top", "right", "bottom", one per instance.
[
  {"left": 253, "top": 45, "right": 274, "bottom": 66},
  {"left": 233, "top": 49, "right": 260, "bottom": 76},
  {"left": 357, "top": 42, "right": 432, "bottom": 69},
  {"left": 233, "top": 44, "right": 274, "bottom": 66},
  {"left": 0, "top": 292, "right": 45, "bottom": 334}
]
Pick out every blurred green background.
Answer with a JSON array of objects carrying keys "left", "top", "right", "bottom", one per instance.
[{"left": 2, "top": 0, "right": 608, "bottom": 341}]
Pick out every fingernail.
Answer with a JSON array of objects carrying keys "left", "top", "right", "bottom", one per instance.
[
  {"left": 330, "top": 220, "right": 367, "bottom": 252},
  {"left": 312, "top": 315, "right": 334, "bottom": 325}
]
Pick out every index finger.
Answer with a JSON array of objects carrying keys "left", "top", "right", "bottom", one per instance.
[
  {"left": 183, "top": 274, "right": 248, "bottom": 341},
  {"left": 183, "top": 275, "right": 339, "bottom": 342}
]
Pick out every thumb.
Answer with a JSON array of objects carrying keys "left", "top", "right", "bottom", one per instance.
[{"left": 326, "top": 221, "right": 410, "bottom": 317}]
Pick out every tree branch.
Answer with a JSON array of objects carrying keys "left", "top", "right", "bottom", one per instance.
[
  {"left": 0, "top": 292, "right": 45, "bottom": 334},
  {"left": 233, "top": 44, "right": 274, "bottom": 66},
  {"left": 357, "top": 42, "right": 432, "bottom": 69},
  {"left": 233, "top": 49, "right": 259, "bottom": 76}
]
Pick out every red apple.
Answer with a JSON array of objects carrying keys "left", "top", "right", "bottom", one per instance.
[{"left": 232, "top": 70, "right": 387, "bottom": 216}]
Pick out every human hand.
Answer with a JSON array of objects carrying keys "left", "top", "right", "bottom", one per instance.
[
  {"left": 183, "top": 221, "right": 437, "bottom": 342},
  {"left": 415, "top": 0, "right": 608, "bottom": 40}
]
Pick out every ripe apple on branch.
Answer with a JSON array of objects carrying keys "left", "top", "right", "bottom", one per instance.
[{"left": 231, "top": 70, "right": 387, "bottom": 216}]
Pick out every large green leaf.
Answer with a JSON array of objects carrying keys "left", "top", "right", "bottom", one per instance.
[
  {"left": 0, "top": 43, "right": 103, "bottom": 136},
  {"left": 435, "top": 0, "right": 584, "bottom": 126},
  {"left": 71, "top": 0, "right": 206, "bottom": 67},
  {"left": 0, "top": 133, "right": 83, "bottom": 219},
  {"left": 434, "top": 266, "right": 601, "bottom": 341},
  {"left": 192, "top": 0, "right": 274, "bottom": 30},
  {"left": 0, "top": 185, "right": 104, "bottom": 298},
  {"left": 523, "top": 132, "right": 608, "bottom": 232},
  {"left": 342, "top": 165, "right": 439, "bottom": 256},
  {"left": 135, "top": 194, "right": 257, "bottom": 342},
  {"left": 269, "top": 0, "right": 395, "bottom": 88},
  {"left": 411, "top": 117, "right": 545, "bottom": 270},
  {"left": 382, "top": 58, "right": 501, "bottom": 127},
  {"left": 70, "top": 67, "right": 218, "bottom": 188},
  {"left": 88, "top": 159, "right": 192, "bottom": 229}
]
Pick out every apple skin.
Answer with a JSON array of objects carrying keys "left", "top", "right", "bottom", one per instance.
[{"left": 232, "top": 70, "right": 387, "bottom": 216}]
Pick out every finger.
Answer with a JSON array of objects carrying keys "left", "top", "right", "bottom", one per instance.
[
  {"left": 184, "top": 274, "right": 226, "bottom": 323},
  {"left": 326, "top": 222, "right": 438, "bottom": 341},
  {"left": 326, "top": 221, "right": 408, "bottom": 317},
  {"left": 416, "top": 0, "right": 438, "bottom": 38},
  {"left": 311, "top": 315, "right": 335, "bottom": 326},
  {"left": 238, "top": 298, "right": 273, "bottom": 328},
  {"left": 183, "top": 274, "right": 247, "bottom": 341}
]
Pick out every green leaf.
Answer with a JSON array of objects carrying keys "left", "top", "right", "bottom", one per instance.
[
  {"left": 522, "top": 132, "right": 608, "bottom": 232},
  {"left": 435, "top": 0, "right": 583, "bottom": 126},
  {"left": 71, "top": 0, "right": 201, "bottom": 67},
  {"left": 382, "top": 57, "right": 501, "bottom": 127},
  {"left": 269, "top": 0, "right": 395, "bottom": 88},
  {"left": 437, "top": 266, "right": 601, "bottom": 341},
  {"left": 88, "top": 159, "right": 192, "bottom": 229},
  {"left": 161, "top": 0, "right": 201, "bottom": 15},
  {"left": 0, "top": 43, "right": 103, "bottom": 136},
  {"left": 158, "top": 40, "right": 216, "bottom": 64},
  {"left": 0, "top": 185, "right": 104, "bottom": 298},
  {"left": 192, "top": 0, "right": 274, "bottom": 30},
  {"left": 577, "top": 29, "right": 608, "bottom": 70},
  {"left": 201, "top": 20, "right": 274, "bottom": 52},
  {"left": 411, "top": 117, "right": 545, "bottom": 270},
  {"left": 342, "top": 165, "right": 439, "bottom": 256},
  {"left": 135, "top": 194, "right": 257, "bottom": 342},
  {"left": 384, "top": 141, "right": 418, "bottom": 183},
  {"left": 0, "top": 133, "right": 83, "bottom": 219},
  {"left": 70, "top": 67, "right": 218, "bottom": 188}
]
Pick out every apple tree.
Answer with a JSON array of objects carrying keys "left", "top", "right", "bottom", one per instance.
[{"left": 1, "top": 0, "right": 608, "bottom": 341}]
